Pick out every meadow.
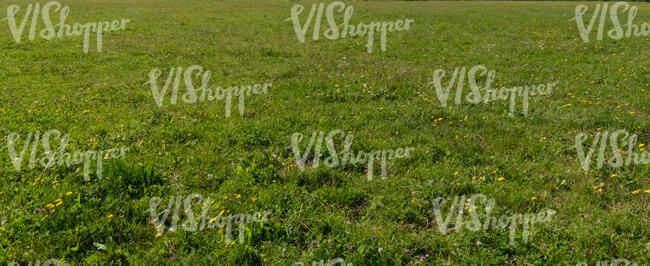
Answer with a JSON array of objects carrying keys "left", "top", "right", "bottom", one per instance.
[{"left": 0, "top": 0, "right": 648, "bottom": 265}]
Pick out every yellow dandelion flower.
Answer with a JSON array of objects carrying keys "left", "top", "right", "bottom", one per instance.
[
  {"left": 531, "top": 196, "right": 537, "bottom": 200},
  {"left": 66, "top": 192, "right": 73, "bottom": 196},
  {"left": 598, "top": 188, "right": 602, "bottom": 192},
  {"left": 632, "top": 190, "right": 641, "bottom": 194},
  {"left": 234, "top": 194, "right": 241, "bottom": 198},
  {"left": 210, "top": 217, "right": 217, "bottom": 223},
  {"left": 155, "top": 233, "right": 162, "bottom": 237},
  {"left": 107, "top": 214, "right": 113, "bottom": 218},
  {"left": 453, "top": 172, "right": 458, "bottom": 175},
  {"left": 497, "top": 177, "right": 505, "bottom": 181},
  {"left": 644, "top": 190, "right": 650, "bottom": 193},
  {"left": 251, "top": 197, "right": 257, "bottom": 202},
  {"left": 219, "top": 210, "right": 225, "bottom": 216},
  {"left": 611, "top": 174, "right": 617, "bottom": 177}
]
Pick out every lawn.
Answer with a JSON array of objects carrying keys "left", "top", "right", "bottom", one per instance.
[{"left": 0, "top": 0, "right": 648, "bottom": 265}]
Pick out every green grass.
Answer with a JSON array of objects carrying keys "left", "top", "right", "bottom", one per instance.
[{"left": 0, "top": 0, "right": 649, "bottom": 265}]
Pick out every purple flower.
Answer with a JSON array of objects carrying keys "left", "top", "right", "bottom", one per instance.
[
  {"left": 349, "top": 244, "right": 355, "bottom": 250},
  {"left": 404, "top": 249, "right": 410, "bottom": 253},
  {"left": 428, "top": 180, "right": 434, "bottom": 185},
  {"left": 310, "top": 240, "right": 318, "bottom": 247},
  {"left": 419, "top": 256, "right": 426, "bottom": 262},
  {"left": 371, "top": 235, "right": 376, "bottom": 240},
  {"left": 171, "top": 256, "right": 176, "bottom": 261},
  {"left": 542, "top": 243, "right": 547, "bottom": 248}
]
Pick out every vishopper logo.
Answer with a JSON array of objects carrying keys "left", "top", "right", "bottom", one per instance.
[
  {"left": 5, "top": 129, "right": 128, "bottom": 181},
  {"left": 286, "top": 1, "right": 414, "bottom": 53},
  {"left": 574, "top": 129, "right": 650, "bottom": 172},
  {"left": 572, "top": 2, "right": 650, "bottom": 43},
  {"left": 431, "top": 193, "right": 555, "bottom": 245},
  {"left": 290, "top": 129, "right": 414, "bottom": 181},
  {"left": 2, "top": 1, "right": 130, "bottom": 52},
  {"left": 148, "top": 194, "right": 271, "bottom": 245},
  {"left": 427, "top": 65, "right": 555, "bottom": 116},
  {"left": 146, "top": 65, "right": 270, "bottom": 117}
]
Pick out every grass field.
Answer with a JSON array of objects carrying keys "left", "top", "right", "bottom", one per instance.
[{"left": 0, "top": 0, "right": 649, "bottom": 265}]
